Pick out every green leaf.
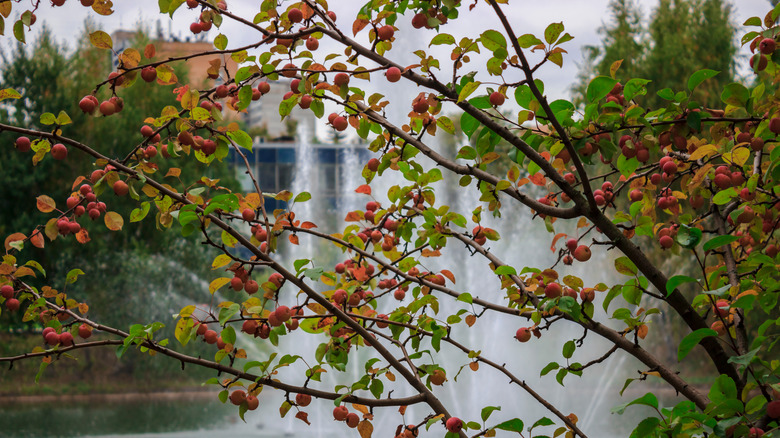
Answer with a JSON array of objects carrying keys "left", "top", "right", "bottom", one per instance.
[
  {"left": 13, "top": 20, "right": 25, "bottom": 44},
  {"left": 494, "top": 418, "right": 524, "bottom": 432},
  {"left": 429, "top": 33, "right": 455, "bottom": 46},
  {"left": 687, "top": 69, "right": 719, "bottom": 92},
  {"left": 458, "top": 81, "right": 480, "bottom": 103},
  {"left": 543, "top": 22, "right": 564, "bottom": 45},
  {"left": 678, "top": 328, "right": 717, "bottom": 361},
  {"left": 675, "top": 224, "right": 702, "bottom": 249},
  {"left": 611, "top": 393, "right": 658, "bottom": 415},
  {"left": 623, "top": 78, "right": 651, "bottom": 102},
  {"left": 703, "top": 235, "right": 739, "bottom": 251},
  {"left": 0, "top": 88, "right": 22, "bottom": 102},
  {"left": 614, "top": 257, "right": 637, "bottom": 276},
  {"left": 480, "top": 30, "right": 506, "bottom": 52},
  {"left": 130, "top": 202, "right": 151, "bottom": 222},
  {"left": 721, "top": 83, "right": 749, "bottom": 107},
  {"left": 743, "top": 17, "right": 762, "bottom": 26},
  {"left": 40, "top": 113, "right": 56, "bottom": 125},
  {"left": 66, "top": 269, "right": 85, "bottom": 284},
  {"left": 586, "top": 76, "right": 618, "bottom": 103},
  {"left": 481, "top": 406, "right": 501, "bottom": 422},
  {"left": 214, "top": 33, "right": 227, "bottom": 50},
  {"left": 494, "top": 265, "right": 516, "bottom": 276},
  {"left": 517, "top": 34, "right": 543, "bottom": 49},
  {"left": 293, "top": 192, "right": 311, "bottom": 203},
  {"left": 666, "top": 275, "right": 697, "bottom": 296},
  {"left": 227, "top": 129, "right": 253, "bottom": 150},
  {"left": 712, "top": 187, "right": 738, "bottom": 205},
  {"left": 562, "top": 340, "right": 575, "bottom": 359}
]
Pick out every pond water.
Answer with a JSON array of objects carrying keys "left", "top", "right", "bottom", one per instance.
[{"left": 0, "top": 395, "right": 314, "bottom": 438}]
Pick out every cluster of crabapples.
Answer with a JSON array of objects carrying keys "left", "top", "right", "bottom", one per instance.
[
  {"left": 1, "top": 284, "right": 20, "bottom": 312},
  {"left": 40, "top": 324, "right": 93, "bottom": 347},
  {"left": 748, "top": 35, "right": 778, "bottom": 72},
  {"left": 332, "top": 405, "right": 362, "bottom": 428},
  {"left": 186, "top": 0, "right": 225, "bottom": 34},
  {"left": 1, "top": 282, "right": 94, "bottom": 342}
]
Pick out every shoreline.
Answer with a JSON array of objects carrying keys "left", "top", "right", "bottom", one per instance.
[{"left": 0, "top": 388, "right": 217, "bottom": 405}]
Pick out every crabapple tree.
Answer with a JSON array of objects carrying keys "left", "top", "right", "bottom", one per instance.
[{"left": 1, "top": 1, "right": 780, "bottom": 438}]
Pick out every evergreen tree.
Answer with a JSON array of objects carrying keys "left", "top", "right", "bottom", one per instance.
[
  {"left": 574, "top": 0, "right": 737, "bottom": 108},
  {"left": 573, "top": 0, "right": 644, "bottom": 106}
]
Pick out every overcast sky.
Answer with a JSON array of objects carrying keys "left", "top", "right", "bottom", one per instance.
[{"left": 7, "top": 0, "right": 772, "bottom": 102}]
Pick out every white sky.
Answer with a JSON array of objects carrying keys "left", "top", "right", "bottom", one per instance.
[{"left": 6, "top": 0, "right": 773, "bottom": 102}]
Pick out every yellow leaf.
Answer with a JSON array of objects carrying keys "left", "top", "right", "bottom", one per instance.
[
  {"left": 14, "top": 266, "right": 35, "bottom": 277},
  {"left": 104, "top": 211, "right": 124, "bottom": 231},
  {"left": 212, "top": 254, "right": 232, "bottom": 270},
  {"left": 209, "top": 277, "right": 231, "bottom": 294},
  {"left": 688, "top": 144, "right": 718, "bottom": 161},
  {"left": 89, "top": 30, "right": 113, "bottom": 50},
  {"left": 723, "top": 146, "right": 750, "bottom": 166}
]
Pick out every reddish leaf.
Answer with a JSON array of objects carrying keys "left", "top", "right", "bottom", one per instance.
[
  {"left": 357, "top": 419, "right": 373, "bottom": 438},
  {"left": 295, "top": 411, "right": 311, "bottom": 425},
  {"left": 144, "top": 43, "right": 156, "bottom": 59},
  {"left": 300, "top": 221, "right": 317, "bottom": 229},
  {"left": 289, "top": 234, "right": 299, "bottom": 245},
  {"left": 355, "top": 184, "right": 372, "bottom": 195},
  {"left": 30, "top": 230, "right": 45, "bottom": 248},
  {"left": 440, "top": 269, "right": 456, "bottom": 284}
]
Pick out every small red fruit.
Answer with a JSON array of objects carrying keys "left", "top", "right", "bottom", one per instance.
[
  {"left": 51, "top": 143, "right": 68, "bottom": 160},
  {"left": 759, "top": 38, "right": 776, "bottom": 55},
  {"left": 767, "top": 400, "right": 780, "bottom": 418},
  {"left": 411, "top": 13, "right": 427, "bottom": 29},
  {"left": 229, "top": 390, "right": 247, "bottom": 406},
  {"left": 346, "top": 412, "right": 360, "bottom": 428},
  {"left": 489, "top": 91, "right": 505, "bottom": 106},
  {"left": 573, "top": 245, "right": 591, "bottom": 262},
  {"left": 59, "top": 332, "right": 74, "bottom": 347},
  {"left": 333, "top": 406, "right": 349, "bottom": 421},
  {"left": 230, "top": 277, "right": 243, "bottom": 291},
  {"left": 288, "top": 8, "right": 303, "bottom": 23},
  {"left": 15, "top": 136, "right": 31, "bottom": 152},
  {"left": 0, "top": 285, "right": 14, "bottom": 299},
  {"left": 305, "top": 37, "right": 319, "bottom": 51},
  {"left": 295, "top": 393, "right": 312, "bottom": 407},
  {"left": 141, "top": 66, "right": 157, "bottom": 82},
  {"left": 244, "top": 280, "right": 259, "bottom": 295},
  {"left": 246, "top": 395, "right": 259, "bottom": 410},
  {"left": 203, "top": 330, "right": 218, "bottom": 344},
  {"left": 78, "top": 324, "right": 92, "bottom": 339},
  {"left": 113, "top": 180, "right": 129, "bottom": 196},
  {"left": 515, "top": 327, "right": 531, "bottom": 342},
  {"left": 385, "top": 66, "right": 402, "bottom": 82},
  {"left": 377, "top": 25, "right": 394, "bottom": 41},
  {"left": 445, "top": 417, "right": 463, "bottom": 434},
  {"left": 544, "top": 282, "right": 562, "bottom": 298},
  {"left": 332, "top": 116, "right": 348, "bottom": 131},
  {"left": 242, "top": 208, "right": 255, "bottom": 222},
  {"left": 334, "top": 72, "right": 350, "bottom": 87}
]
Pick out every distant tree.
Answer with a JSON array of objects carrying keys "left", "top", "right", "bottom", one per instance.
[{"left": 574, "top": 0, "right": 737, "bottom": 108}]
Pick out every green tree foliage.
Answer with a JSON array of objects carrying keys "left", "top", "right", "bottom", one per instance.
[{"left": 575, "top": 0, "right": 737, "bottom": 108}]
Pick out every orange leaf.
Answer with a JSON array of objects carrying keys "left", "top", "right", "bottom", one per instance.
[
  {"left": 516, "top": 177, "right": 530, "bottom": 187},
  {"left": 465, "top": 314, "right": 476, "bottom": 327},
  {"left": 637, "top": 324, "right": 649, "bottom": 339},
  {"left": 345, "top": 211, "right": 363, "bottom": 222},
  {"left": 36, "top": 195, "right": 56, "bottom": 213},
  {"left": 300, "top": 221, "right": 317, "bottom": 229},
  {"left": 440, "top": 269, "right": 456, "bottom": 284},
  {"left": 385, "top": 371, "right": 395, "bottom": 381},
  {"left": 352, "top": 18, "right": 369, "bottom": 36},
  {"left": 357, "top": 420, "right": 373, "bottom": 438},
  {"left": 78, "top": 303, "right": 89, "bottom": 314},
  {"left": 576, "top": 218, "right": 589, "bottom": 228},
  {"left": 529, "top": 173, "right": 546, "bottom": 186},
  {"left": 469, "top": 361, "right": 479, "bottom": 371},
  {"left": 550, "top": 233, "right": 567, "bottom": 253},
  {"left": 14, "top": 266, "right": 35, "bottom": 278},
  {"left": 4, "top": 233, "right": 26, "bottom": 251},
  {"left": 166, "top": 168, "right": 181, "bottom": 178},
  {"left": 71, "top": 176, "right": 86, "bottom": 191},
  {"left": 76, "top": 229, "right": 91, "bottom": 244},
  {"left": 30, "top": 230, "right": 45, "bottom": 248},
  {"left": 289, "top": 234, "right": 299, "bottom": 245},
  {"left": 245, "top": 193, "right": 262, "bottom": 209},
  {"left": 355, "top": 184, "right": 372, "bottom": 195},
  {"left": 421, "top": 249, "right": 441, "bottom": 257},
  {"left": 398, "top": 406, "right": 406, "bottom": 415},
  {"left": 352, "top": 404, "right": 369, "bottom": 415},
  {"left": 352, "top": 266, "right": 368, "bottom": 282}
]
